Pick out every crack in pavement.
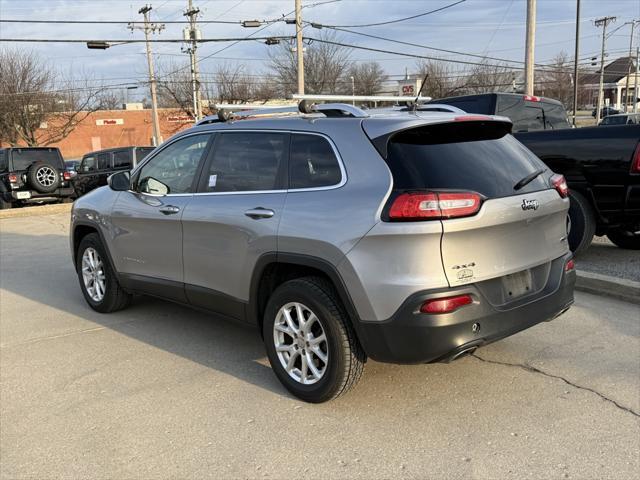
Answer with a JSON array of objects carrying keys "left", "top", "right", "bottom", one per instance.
[{"left": 471, "top": 353, "right": 640, "bottom": 418}]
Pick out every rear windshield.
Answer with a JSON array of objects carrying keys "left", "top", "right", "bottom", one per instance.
[
  {"left": 10, "top": 148, "right": 63, "bottom": 170},
  {"left": 137, "top": 147, "right": 155, "bottom": 160},
  {"left": 542, "top": 104, "right": 571, "bottom": 129},
  {"left": 384, "top": 123, "right": 549, "bottom": 199}
]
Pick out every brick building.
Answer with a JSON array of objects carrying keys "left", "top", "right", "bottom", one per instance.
[{"left": 2, "top": 108, "right": 194, "bottom": 160}]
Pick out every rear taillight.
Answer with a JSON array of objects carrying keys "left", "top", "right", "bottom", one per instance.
[
  {"left": 631, "top": 143, "right": 640, "bottom": 174},
  {"left": 454, "top": 115, "right": 492, "bottom": 122},
  {"left": 420, "top": 294, "right": 473, "bottom": 314},
  {"left": 550, "top": 174, "right": 569, "bottom": 198},
  {"left": 63, "top": 171, "right": 72, "bottom": 181},
  {"left": 524, "top": 95, "right": 541, "bottom": 102},
  {"left": 565, "top": 258, "right": 575, "bottom": 272},
  {"left": 388, "top": 191, "right": 482, "bottom": 221},
  {"left": 8, "top": 173, "right": 18, "bottom": 183}
]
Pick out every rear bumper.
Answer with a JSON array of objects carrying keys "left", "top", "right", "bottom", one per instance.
[
  {"left": 8, "top": 187, "right": 74, "bottom": 202},
  {"left": 357, "top": 253, "right": 575, "bottom": 364}
]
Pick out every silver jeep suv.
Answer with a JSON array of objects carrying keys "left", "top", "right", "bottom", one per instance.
[{"left": 70, "top": 102, "right": 575, "bottom": 403}]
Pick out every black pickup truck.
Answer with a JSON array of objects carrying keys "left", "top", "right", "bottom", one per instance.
[{"left": 431, "top": 93, "right": 640, "bottom": 252}]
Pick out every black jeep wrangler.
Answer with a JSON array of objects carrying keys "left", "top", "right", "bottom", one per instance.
[{"left": 0, "top": 147, "right": 74, "bottom": 209}]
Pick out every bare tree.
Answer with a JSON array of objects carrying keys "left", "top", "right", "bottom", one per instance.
[
  {"left": 538, "top": 52, "right": 574, "bottom": 107},
  {"left": 214, "top": 64, "right": 256, "bottom": 103},
  {"left": 343, "top": 62, "right": 387, "bottom": 96},
  {"left": 0, "top": 48, "right": 103, "bottom": 147},
  {"left": 156, "top": 62, "right": 196, "bottom": 116},
  {"left": 97, "top": 90, "right": 123, "bottom": 110},
  {"left": 269, "top": 31, "right": 352, "bottom": 97},
  {"left": 415, "top": 59, "right": 461, "bottom": 99},
  {"left": 461, "top": 61, "right": 515, "bottom": 94}
]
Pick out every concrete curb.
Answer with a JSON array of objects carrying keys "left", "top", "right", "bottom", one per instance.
[
  {"left": 0, "top": 203, "right": 72, "bottom": 220},
  {"left": 576, "top": 270, "right": 640, "bottom": 305}
]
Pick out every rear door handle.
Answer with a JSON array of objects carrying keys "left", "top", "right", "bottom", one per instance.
[
  {"left": 244, "top": 207, "right": 275, "bottom": 219},
  {"left": 159, "top": 205, "right": 181, "bottom": 215}
]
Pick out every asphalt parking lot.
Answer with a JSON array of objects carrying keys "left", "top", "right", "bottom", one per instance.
[{"left": 1, "top": 212, "right": 639, "bottom": 479}]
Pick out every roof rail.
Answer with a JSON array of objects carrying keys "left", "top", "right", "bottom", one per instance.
[
  {"left": 292, "top": 94, "right": 432, "bottom": 103},
  {"left": 414, "top": 104, "right": 467, "bottom": 114},
  {"left": 196, "top": 100, "right": 369, "bottom": 125}
]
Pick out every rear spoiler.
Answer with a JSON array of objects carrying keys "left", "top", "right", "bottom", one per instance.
[{"left": 368, "top": 116, "right": 513, "bottom": 160}]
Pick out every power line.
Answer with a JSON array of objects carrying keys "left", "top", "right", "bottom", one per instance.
[
  {"left": 318, "top": 0, "right": 466, "bottom": 28},
  {"left": 0, "top": 36, "right": 293, "bottom": 44}
]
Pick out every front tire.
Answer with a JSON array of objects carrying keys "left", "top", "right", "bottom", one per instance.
[
  {"left": 567, "top": 190, "right": 596, "bottom": 255},
  {"left": 76, "top": 233, "right": 131, "bottom": 313},
  {"left": 263, "top": 277, "right": 365, "bottom": 403},
  {"left": 607, "top": 227, "right": 640, "bottom": 250}
]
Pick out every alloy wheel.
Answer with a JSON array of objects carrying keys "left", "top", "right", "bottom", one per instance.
[
  {"left": 81, "top": 247, "right": 106, "bottom": 302},
  {"left": 36, "top": 166, "right": 56, "bottom": 187},
  {"left": 273, "top": 302, "right": 329, "bottom": 385}
]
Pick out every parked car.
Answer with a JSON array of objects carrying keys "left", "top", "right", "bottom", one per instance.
[
  {"left": 65, "top": 160, "right": 80, "bottom": 181},
  {"left": 592, "top": 106, "right": 620, "bottom": 119},
  {"left": 428, "top": 93, "right": 571, "bottom": 132},
  {"left": 73, "top": 146, "right": 155, "bottom": 197},
  {"left": 70, "top": 102, "right": 575, "bottom": 402},
  {"left": 516, "top": 125, "right": 640, "bottom": 251},
  {"left": 599, "top": 112, "right": 640, "bottom": 126},
  {"left": 431, "top": 93, "right": 640, "bottom": 252},
  {"left": 0, "top": 147, "right": 74, "bottom": 209}
]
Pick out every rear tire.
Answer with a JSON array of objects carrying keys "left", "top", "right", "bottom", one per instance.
[
  {"left": 606, "top": 227, "right": 640, "bottom": 250},
  {"left": 0, "top": 197, "right": 11, "bottom": 210},
  {"left": 263, "top": 276, "right": 365, "bottom": 403},
  {"left": 567, "top": 190, "right": 596, "bottom": 255},
  {"left": 76, "top": 233, "right": 131, "bottom": 313}
]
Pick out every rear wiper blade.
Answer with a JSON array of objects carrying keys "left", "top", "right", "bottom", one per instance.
[{"left": 514, "top": 169, "right": 545, "bottom": 191}]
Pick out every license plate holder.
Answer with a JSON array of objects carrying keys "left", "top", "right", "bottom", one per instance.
[
  {"left": 16, "top": 191, "right": 31, "bottom": 200},
  {"left": 502, "top": 269, "right": 533, "bottom": 299}
]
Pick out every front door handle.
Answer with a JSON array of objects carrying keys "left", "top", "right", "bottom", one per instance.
[
  {"left": 244, "top": 207, "right": 275, "bottom": 219},
  {"left": 159, "top": 205, "right": 180, "bottom": 215}
]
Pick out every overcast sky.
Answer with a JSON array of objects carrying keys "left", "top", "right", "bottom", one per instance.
[{"left": 0, "top": 0, "right": 638, "bottom": 99}]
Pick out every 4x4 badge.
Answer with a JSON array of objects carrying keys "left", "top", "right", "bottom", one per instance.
[{"left": 521, "top": 199, "right": 539, "bottom": 211}]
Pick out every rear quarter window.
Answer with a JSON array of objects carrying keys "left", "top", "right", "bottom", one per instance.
[
  {"left": 289, "top": 134, "right": 342, "bottom": 189},
  {"left": 384, "top": 123, "right": 549, "bottom": 199}
]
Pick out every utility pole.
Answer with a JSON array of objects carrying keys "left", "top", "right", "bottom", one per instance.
[
  {"left": 524, "top": 0, "right": 537, "bottom": 95},
  {"left": 635, "top": 47, "right": 639, "bottom": 113},
  {"left": 595, "top": 16, "right": 617, "bottom": 122},
  {"left": 624, "top": 20, "right": 638, "bottom": 112},
  {"left": 129, "top": 5, "right": 164, "bottom": 146},
  {"left": 184, "top": 0, "right": 202, "bottom": 121},
  {"left": 295, "top": 0, "right": 304, "bottom": 95},
  {"left": 572, "top": 0, "right": 581, "bottom": 126}
]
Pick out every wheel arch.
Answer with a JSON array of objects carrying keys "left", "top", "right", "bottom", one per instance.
[
  {"left": 248, "top": 253, "right": 363, "bottom": 339},
  {"left": 72, "top": 222, "right": 117, "bottom": 273}
]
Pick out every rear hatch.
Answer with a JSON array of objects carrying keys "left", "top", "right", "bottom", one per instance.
[{"left": 365, "top": 116, "right": 570, "bottom": 290}]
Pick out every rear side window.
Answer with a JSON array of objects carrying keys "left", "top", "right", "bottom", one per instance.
[
  {"left": 202, "top": 132, "right": 288, "bottom": 192},
  {"left": 384, "top": 123, "right": 548, "bottom": 199},
  {"left": 0, "top": 151, "right": 6, "bottom": 171},
  {"left": 113, "top": 150, "right": 132, "bottom": 168},
  {"left": 97, "top": 153, "right": 110, "bottom": 170},
  {"left": 10, "top": 148, "right": 64, "bottom": 170},
  {"left": 81, "top": 156, "right": 97, "bottom": 172},
  {"left": 290, "top": 134, "right": 342, "bottom": 189},
  {"left": 136, "top": 148, "right": 155, "bottom": 161}
]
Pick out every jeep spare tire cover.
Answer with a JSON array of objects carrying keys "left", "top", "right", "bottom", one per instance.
[{"left": 28, "top": 162, "right": 60, "bottom": 193}]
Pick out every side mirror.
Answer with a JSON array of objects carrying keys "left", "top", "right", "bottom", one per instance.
[{"left": 108, "top": 171, "right": 131, "bottom": 191}]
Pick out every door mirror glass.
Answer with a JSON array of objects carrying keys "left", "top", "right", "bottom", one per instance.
[
  {"left": 138, "top": 176, "right": 169, "bottom": 195},
  {"left": 108, "top": 171, "right": 131, "bottom": 191}
]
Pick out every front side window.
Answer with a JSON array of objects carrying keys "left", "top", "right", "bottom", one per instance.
[
  {"left": 290, "top": 134, "right": 342, "bottom": 189},
  {"left": 136, "top": 134, "right": 210, "bottom": 195},
  {"left": 81, "top": 156, "right": 97, "bottom": 172},
  {"left": 202, "top": 132, "right": 288, "bottom": 192}
]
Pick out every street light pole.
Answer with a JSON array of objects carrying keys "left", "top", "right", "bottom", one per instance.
[
  {"left": 130, "top": 5, "right": 164, "bottom": 146},
  {"left": 624, "top": 20, "right": 638, "bottom": 112},
  {"left": 184, "top": 0, "right": 202, "bottom": 121},
  {"left": 572, "top": 0, "right": 581, "bottom": 126},
  {"left": 635, "top": 47, "right": 639, "bottom": 113},
  {"left": 295, "top": 0, "right": 304, "bottom": 95},
  {"left": 524, "top": 0, "right": 537, "bottom": 96},
  {"left": 594, "top": 16, "right": 616, "bottom": 122}
]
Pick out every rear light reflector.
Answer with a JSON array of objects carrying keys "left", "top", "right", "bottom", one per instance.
[
  {"left": 631, "top": 143, "right": 640, "bottom": 174},
  {"left": 551, "top": 174, "right": 569, "bottom": 198},
  {"left": 8, "top": 173, "right": 18, "bottom": 183},
  {"left": 63, "top": 171, "right": 72, "bottom": 181},
  {"left": 420, "top": 294, "right": 473, "bottom": 314},
  {"left": 565, "top": 258, "right": 575, "bottom": 272},
  {"left": 524, "top": 95, "right": 541, "bottom": 102},
  {"left": 389, "top": 192, "right": 482, "bottom": 221}
]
